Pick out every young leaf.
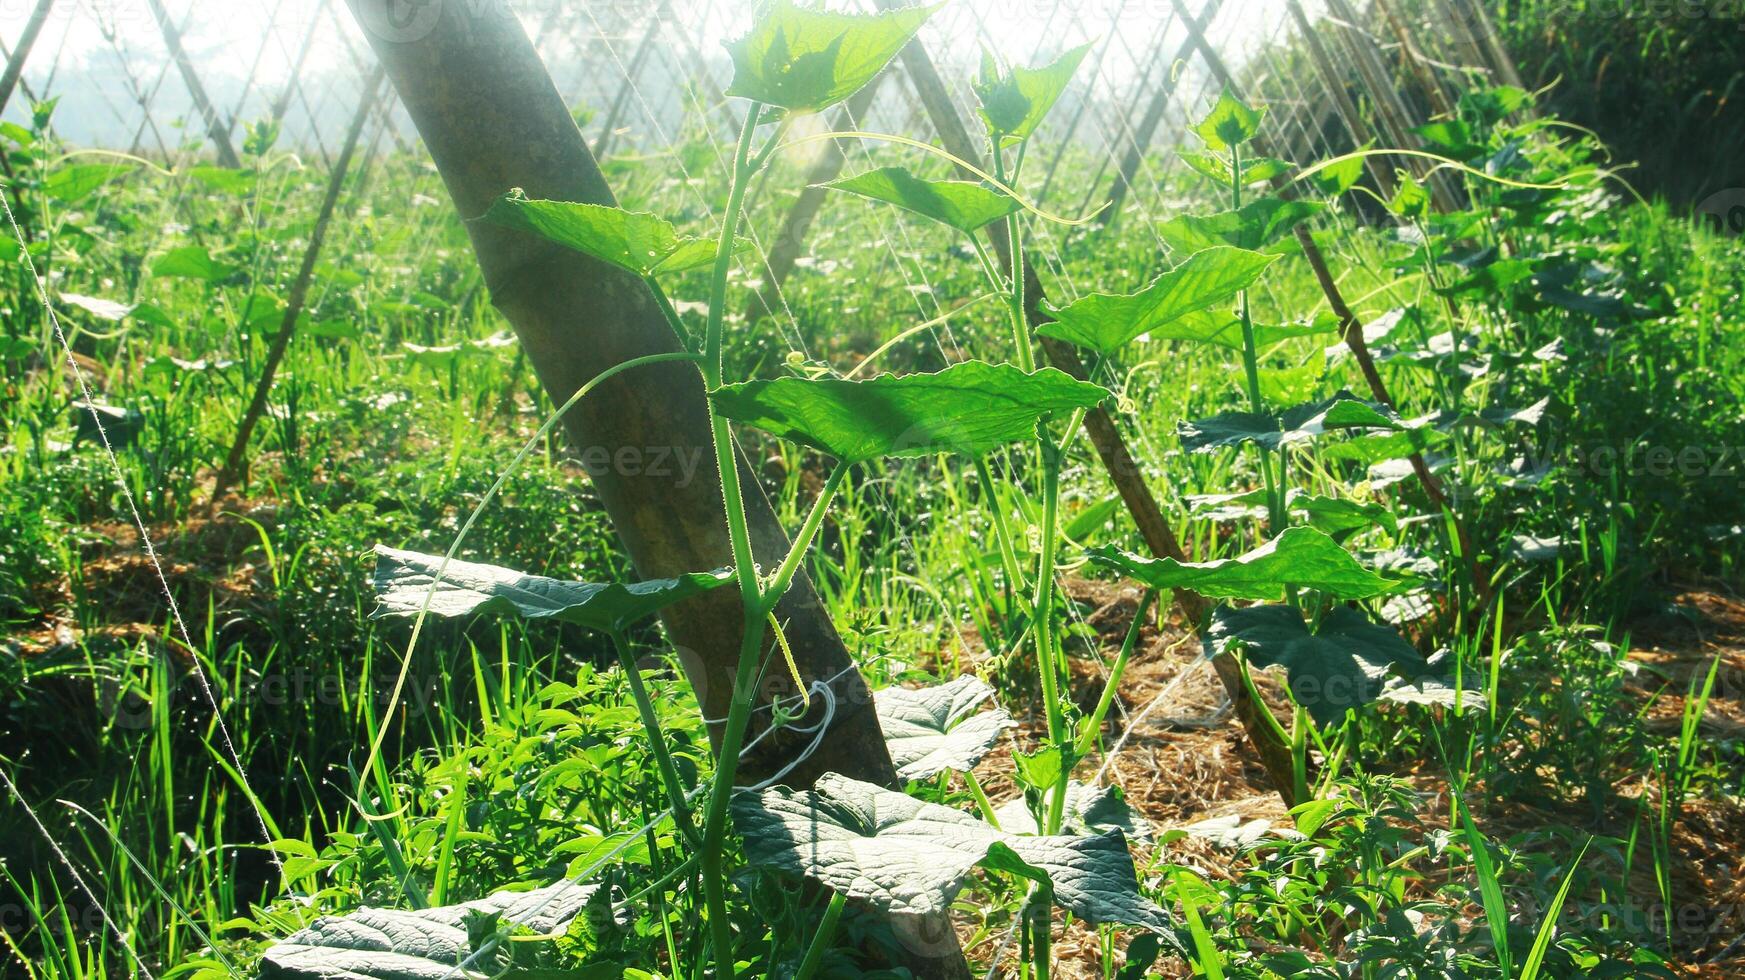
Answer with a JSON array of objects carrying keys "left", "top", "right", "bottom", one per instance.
[
  {"left": 724, "top": 1, "right": 939, "bottom": 115},
  {"left": 1389, "top": 173, "right": 1432, "bottom": 220},
  {"left": 1038, "top": 246, "right": 1276, "bottom": 355},
  {"left": 995, "top": 781, "right": 1154, "bottom": 842},
  {"left": 257, "top": 881, "right": 598, "bottom": 980},
  {"left": 1088, "top": 525, "right": 1416, "bottom": 601},
  {"left": 973, "top": 42, "right": 1092, "bottom": 145},
  {"left": 482, "top": 191, "right": 732, "bottom": 277},
  {"left": 732, "top": 773, "right": 1176, "bottom": 937},
  {"left": 1193, "top": 88, "right": 1266, "bottom": 151},
  {"left": 709, "top": 361, "right": 1109, "bottom": 463},
  {"left": 1158, "top": 198, "right": 1324, "bottom": 254},
  {"left": 371, "top": 546, "right": 733, "bottom": 633},
  {"left": 42, "top": 162, "right": 134, "bottom": 203},
  {"left": 820, "top": 166, "right": 1021, "bottom": 232},
  {"left": 876, "top": 675, "right": 1015, "bottom": 781},
  {"left": 1204, "top": 604, "right": 1433, "bottom": 725},
  {"left": 1177, "top": 392, "right": 1405, "bottom": 453},
  {"left": 152, "top": 245, "right": 241, "bottom": 282}
]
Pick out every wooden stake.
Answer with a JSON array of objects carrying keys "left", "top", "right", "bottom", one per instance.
[
  {"left": 212, "top": 69, "right": 383, "bottom": 501},
  {"left": 144, "top": 0, "right": 242, "bottom": 167},
  {"left": 0, "top": 0, "right": 55, "bottom": 118}
]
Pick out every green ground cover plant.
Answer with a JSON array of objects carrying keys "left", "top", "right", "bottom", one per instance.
[{"left": 1, "top": 3, "right": 1743, "bottom": 979}]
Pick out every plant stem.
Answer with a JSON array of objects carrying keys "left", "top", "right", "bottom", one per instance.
[
  {"left": 792, "top": 891, "right": 848, "bottom": 980},
  {"left": 611, "top": 631, "right": 701, "bottom": 847},
  {"left": 1229, "top": 142, "right": 1286, "bottom": 535},
  {"left": 698, "top": 102, "right": 769, "bottom": 980},
  {"left": 1073, "top": 591, "right": 1155, "bottom": 761},
  {"left": 759, "top": 465, "right": 849, "bottom": 616}
]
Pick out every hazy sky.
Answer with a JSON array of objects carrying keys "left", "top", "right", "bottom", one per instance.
[{"left": 0, "top": 0, "right": 1286, "bottom": 148}]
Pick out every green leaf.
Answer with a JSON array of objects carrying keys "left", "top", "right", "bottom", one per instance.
[
  {"left": 187, "top": 166, "right": 256, "bottom": 195},
  {"left": 482, "top": 192, "right": 732, "bottom": 277},
  {"left": 1177, "top": 150, "right": 1289, "bottom": 186},
  {"left": 709, "top": 361, "right": 1108, "bottom": 463},
  {"left": 42, "top": 163, "right": 133, "bottom": 203},
  {"left": 1312, "top": 152, "right": 1367, "bottom": 195},
  {"left": 370, "top": 546, "right": 733, "bottom": 633},
  {"left": 1177, "top": 392, "right": 1405, "bottom": 453},
  {"left": 58, "top": 292, "right": 133, "bottom": 322},
  {"left": 973, "top": 43, "right": 1092, "bottom": 144},
  {"left": 875, "top": 675, "right": 1014, "bottom": 781},
  {"left": 1088, "top": 525, "right": 1415, "bottom": 601},
  {"left": 1203, "top": 604, "right": 1431, "bottom": 725},
  {"left": 1188, "top": 488, "right": 1396, "bottom": 538},
  {"left": 820, "top": 166, "right": 1020, "bottom": 232},
  {"left": 725, "top": 1, "right": 939, "bottom": 114},
  {"left": 732, "top": 773, "right": 1175, "bottom": 937},
  {"left": 1158, "top": 198, "right": 1323, "bottom": 254},
  {"left": 995, "top": 782, "right": 1153, "bottom": 842},
  {"left": 152, "top": 245, "right": 240, "bottom": 282},
  {"left": 1038, "top": 246, "right": 1276, "bottom": 355},
  {"left": 1193, "top": 88, "right": 1266, "bottom": 151},
  {"left": 1389, "top": 173, "right": 1432, "bottom": 220},
  {"left": 257, "top": 881, "right": 597, "bottom": 980}
]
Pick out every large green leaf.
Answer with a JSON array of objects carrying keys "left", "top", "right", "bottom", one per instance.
[
  {"left": 257, "top": 881, "right": 597, "bottom": 980},
  {"left": 483, "top": 192, "right": 731, "bottom": 277},
  {"left": 1088, "top": 526, "right": 1415, "bottom": 601},
  {"left": 1203, "top": 604, "right": 1432, "bottom": 725},
  {"left": 1189, "top": 488, "right": 1396, "bottom": 537},
  {"left": 973, "top": 43, "right": 1092, "bottom": 144},
  {"left": 709, "top": 361, "right": 1109, "bottom": 463},
  {"left": 43, "top": 162, "right": 133, "bottom": 203},
  {"left": 876, "top": 675, "right": 1014, "bottom": 781},
  {"left": 1158, "top": 198, "right": 1324, "bottom": 254},
  {"left": 371, "top": 546, "right": 732, "bottom": 633},
  {"left": 1178, "top": 392, "right": 1404, "bottom": 453},
  {"left": 725, "top": 1, "right": 939, "bottom": 114},
  {"left": 1193, "top": 88, "right": 1266, "bottom": 151},
  {"left": 995, "top": 781, "right": 1153, "bottom": 842},
  {"left": 733, "top": 773, "right": 1174, "bottom": 937},
  {"left": 820, "top": 167, "right": 1021, "bottom": 232},
  {"left": 152, "top": 245, "right": 240, "bottom": 282},
  {"left": 1037, "top": 247, "right": 1276, "bottom": 355}
]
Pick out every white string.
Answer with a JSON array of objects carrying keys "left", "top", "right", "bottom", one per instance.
[
  {"left": 0, "top": 764, "right": 158, "bottom": 980},
  {"left": 0, "top": 179, "right": 285, "bottom": 882}
]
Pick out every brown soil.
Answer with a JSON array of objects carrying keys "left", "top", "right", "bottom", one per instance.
[{"left": 942, "top": 578, "right": 1745, "bottom": 977}]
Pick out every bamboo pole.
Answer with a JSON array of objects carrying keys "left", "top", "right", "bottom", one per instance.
[
  {"left": 1098, "top": 0, "right": 1224, "bottom": 229},
  {"left": 0, "top": 0, "right": 55, "bottom": 119},
  {"left": 1169, "top": 0, "right": 1487, "bottom": 605},
  {"left": 144, "top": 0, "right": 241, "bottom": 167},
  {"left": 743, "top": 76, "right": 884, "bottom": 324},
  {"left": 213, "top": 69, "right": 384, "bottom": 500},
  {"left": 1285, "top": 0, "right": 1398, "bottom": 198},
  {"left": 879, "top": 2, "right": 1302, "bottom": 807}
]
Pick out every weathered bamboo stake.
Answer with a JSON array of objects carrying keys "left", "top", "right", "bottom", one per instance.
[
  {"left": 1098, "top": 0, "right": 1224, "bottom": 229},
  {"left": 0, "top": 0, "right": 55, "bottom": 119},
  {"left": 593, "top": 1, "right": 668, "bottom": 159},
  {"left": 144, "top": 0, "right": 241, "bottom": 167},
  {"left": 1320, "top": 0, "right": 1460, "bottom": 211},
  {"left": 1372, "top": 0, "right": 1458, "bottom": 121},
  {"left": 742, "top": 77, "right": 884, "bottom": 324},
  {"left": 212, "top": 70, "right": 383, "bottom": 501},
  {"left": 1285, "top": 0, "right": 1398, "bottom": 198},
  {"left": 1449, "top": 0, "right": 1528, "bottom": 93},
  {"left": 880, "top": 4, "right": 1302, "bottom": 807},
  {"left": 270, "top": 0, "right": 329, "bottom": 127},
  {"left": 1171, "top": 0, "right": 1489, "bottom": 605}
]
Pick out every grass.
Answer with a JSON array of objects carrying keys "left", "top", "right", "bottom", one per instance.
[{"left": 1, "top": 35, "right": 1744, "bottom": 980}]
